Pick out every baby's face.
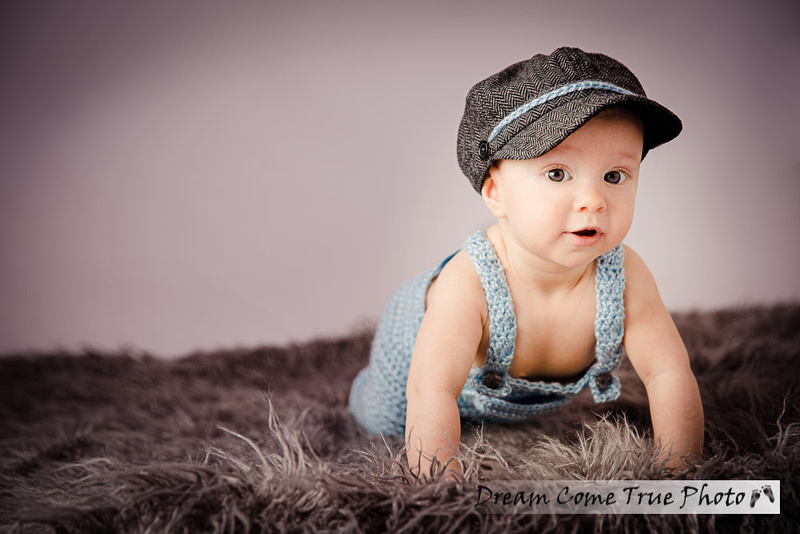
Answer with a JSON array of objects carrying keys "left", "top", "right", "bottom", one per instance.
[{"left": 484, "top": 108, "right": 644, "bottom": 270}]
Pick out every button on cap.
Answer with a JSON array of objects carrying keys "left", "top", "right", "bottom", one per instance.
[{"left": 478, "top": 141, "right": 490, "bottom": 160}]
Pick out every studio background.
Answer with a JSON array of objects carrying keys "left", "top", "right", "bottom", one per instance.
[{"left": 1, "top": 0, "right": 798, "bottom": 358}]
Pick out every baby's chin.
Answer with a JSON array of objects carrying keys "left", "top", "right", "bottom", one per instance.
[{"left": 555, "top": 238, "right": 624, "bottom": 268}]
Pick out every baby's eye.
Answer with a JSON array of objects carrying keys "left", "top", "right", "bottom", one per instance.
[
  {"left": 546, "top": 168, "right": 571, "bottom": 182},
  {"left": 604, "top": 170, "right": 628, "bottom": 184}
]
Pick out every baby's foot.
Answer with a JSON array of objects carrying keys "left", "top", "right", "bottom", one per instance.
[
  {"left": 762, "top": 485, "right": 774, "bottom": 503},
  {"left": 749, "top": 488, "right": 761, "bottom": 508}
]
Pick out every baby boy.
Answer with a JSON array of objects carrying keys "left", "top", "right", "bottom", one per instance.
[{"left": 349, "top": 47, "right": 704, "bottom": 479}]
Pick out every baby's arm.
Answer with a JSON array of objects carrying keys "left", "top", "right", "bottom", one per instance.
[
  {"left": 622, "top": 246, "right": 705, "bottom": 467},
  {"left": 405, "top": 252, "right": 486, "bottom": 480}
]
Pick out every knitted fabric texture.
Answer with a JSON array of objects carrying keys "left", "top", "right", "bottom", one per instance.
[{"left": 349, "top": 231, "right": 625, "bottom": 436}]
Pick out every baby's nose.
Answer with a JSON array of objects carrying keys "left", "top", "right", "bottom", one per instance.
[{"left": 574, "top": 182, "right": 607, "bottom": 212}]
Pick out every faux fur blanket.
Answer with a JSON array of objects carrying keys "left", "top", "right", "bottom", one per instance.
[{"left": 1, "top": 304, "right": 798, "bottom": 533}]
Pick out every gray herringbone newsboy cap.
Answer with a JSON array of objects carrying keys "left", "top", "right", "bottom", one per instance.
[{"left": 457, "top": 47, "right": 682, "bottom": 193}]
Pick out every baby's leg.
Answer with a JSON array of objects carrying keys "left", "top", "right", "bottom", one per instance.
[
  {"left": 349, "top": 275, "right": 430, "bottom": 436},
  {"left": 349, "top": 346, "right": 409, "bottom": 436}
]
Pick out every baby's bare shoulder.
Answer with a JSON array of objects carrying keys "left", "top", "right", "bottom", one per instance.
[
  {"left": 622, "top": 244, "right": 651, "bottom": 281},
  {"left": 622, "top": 244, "right": 665, "bottom": 319},
  {"left": 426, "top": 249, "right": 487, "bottom": 316}
]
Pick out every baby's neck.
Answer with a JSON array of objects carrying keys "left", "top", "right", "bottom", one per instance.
[{"left": 486, "top": 224, "right": 595, "bottom": 296}]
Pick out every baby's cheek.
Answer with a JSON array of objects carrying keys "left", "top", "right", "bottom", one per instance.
[{"left": 615, "top": 213, "right": 636, "bottom": 241}]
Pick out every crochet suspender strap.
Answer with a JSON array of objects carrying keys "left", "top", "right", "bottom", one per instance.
[
  {"left": 464, "top": 232, "right": 517, "bottom": 378},
  {"left": 593, "top": 245, "right": 625, "bottom": 371},
  {"left": 588, "top": 244, "right": 625, "bottom": 402}
]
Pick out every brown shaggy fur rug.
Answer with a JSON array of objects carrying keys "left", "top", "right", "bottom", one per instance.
[{"left": 1, "top": 304, "right": 798, "bottom": 533}]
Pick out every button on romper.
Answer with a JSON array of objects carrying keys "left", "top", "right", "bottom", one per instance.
[{"left": 349, "top": 231, "right": 625, "bottom": 436}]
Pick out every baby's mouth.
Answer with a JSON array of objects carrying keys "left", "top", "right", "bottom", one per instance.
[
  {"left": 566, "top": 227, "right": 603, "bottom": 246},
  {"left": 572, "top": 229, "right": 598, "bottom": 237}
]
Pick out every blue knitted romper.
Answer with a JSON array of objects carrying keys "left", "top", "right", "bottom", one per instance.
[{"left": 349, "top": 231, "right": 625, "bottom": 436}]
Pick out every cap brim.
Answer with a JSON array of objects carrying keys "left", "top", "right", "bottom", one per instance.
[{"left": 493, "top": 91, "right": 682, "bottom": 161}]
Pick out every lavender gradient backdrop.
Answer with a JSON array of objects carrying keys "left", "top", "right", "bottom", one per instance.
[{"left": 1, "top": 0, "right": 798, "bottom": 357}]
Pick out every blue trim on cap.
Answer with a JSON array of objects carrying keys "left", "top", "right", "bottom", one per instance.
[{"left": 487, "top": 80, "right": 636, "bottom": 143}]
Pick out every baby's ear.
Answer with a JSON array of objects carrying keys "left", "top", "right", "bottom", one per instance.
[{"left": 481, "top": 169, "right": 505, "bottom": 218}]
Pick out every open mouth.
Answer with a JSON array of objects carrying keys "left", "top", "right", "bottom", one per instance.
[
  {"left": 567, "top": 228, "right": 602, "bottom": 246},
  {"left": 572, "top": 229, "right": 598, "bottom": 237}
]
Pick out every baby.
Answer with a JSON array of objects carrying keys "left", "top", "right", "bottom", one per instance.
[{"left": 349, "top": 47, "right": 704, "bottom": 479}]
